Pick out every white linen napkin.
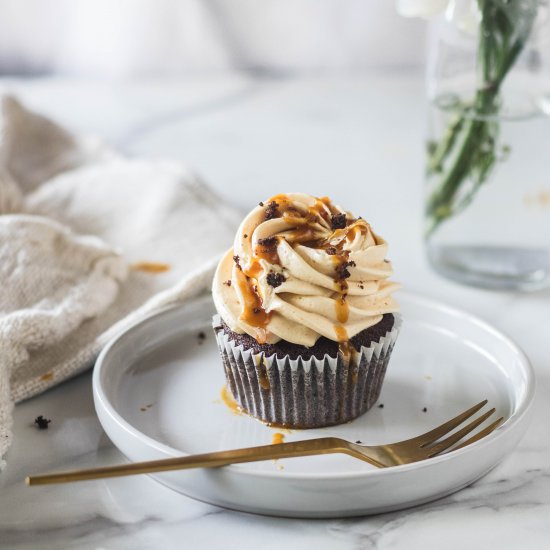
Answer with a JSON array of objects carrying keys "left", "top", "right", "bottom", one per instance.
[{"left": 0, "top": 96, "right": 241, "bottom": 464}]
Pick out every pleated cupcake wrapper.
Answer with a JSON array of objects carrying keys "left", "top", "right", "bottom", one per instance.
[{"left": 213, "top": 314, "right": 401, "bottom": 428}]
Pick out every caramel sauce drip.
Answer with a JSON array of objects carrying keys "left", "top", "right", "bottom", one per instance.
[
  {"left": 282, "top": 210, "right": 310, "bottom": 226},
  {"left": 339, "top": 341, "right": 352, "bottom": 366},
  {"left": 331, "top": 248, "right": 351, "bottom": 325},
  {"left": 271, "top": 432, "right": 285, "bottom": 445},
  {"left": 258, "top": 358, "right": 271, "bottom": 390},
  {"left": 220, "top": 385, "right": 242, "bottom": 415},
  {"left": 238, "top": 283, "right": 271, "bottom": 345},
  {"left": 267, "top": 193, "right": 292, "bottom": 210},
  {"left": 308, "top": 196, "right": 338, "bottom": 222},
  {"left": 282, "top": 226, "right": 319, "bottom": 245},
  {"left": 236, "top": 270, "right": 271, "bottom": 344},
  {"left": 253, "top": 240, "right": 280, "bottom": 265},
  {"left": 246, "top": 259, "right": 262, "bottom": 279},
  {"left": 344, "top": 223, "right": 367, "bottom": 246},
  {"left": 334, "top": 324, "right": 348, "bottom": 342},
  {"left": 131, "top": 261, "right": 171, "bottom": 274},
  {"left": 334, "top": 325, "right": 352, "bottom": 365},
  {"left": 335, "top": 294, "right": 349, "bottom": 324}
]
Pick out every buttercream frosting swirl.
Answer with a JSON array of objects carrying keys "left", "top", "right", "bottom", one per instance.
[{"left": 213, "top": 193, "right": 399, "bottom": 348}]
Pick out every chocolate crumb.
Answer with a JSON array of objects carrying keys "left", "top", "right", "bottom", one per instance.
[
  {"left": 34, "top": 415, "right": 51, "bottom": 430},
  {"left": 264, "top": 201, "right": 280, "bottom": 220},
  {"left": 335, "top": 260, "right": 356, "bottom": 280},
  {"left": 422, "top": 407, "right": 428, "bottom": 413},
  {"left": 267, "top": 272, "right": 286, "bottom": 288},
  {"left": 325, "top": 246, "right": 337, "bottom": 255},
  {"left": 258, "top": 237, "right": 277, "bottom": 248},
  {"left": 198, "top": 331, "right": 206, "bottom": 341},
  {"left": 243, "top": 234, "right": 248, "bottom": 238},
  {"left": 378, "top": 403, "right": 384, "bottom": 409},
  {"left": 259, "top": 201, "right": 264, "bottom": 207},
  {"left": 233, "top": 255, "right": 242, "bottom": 270},
  {"left": 355, "top": 440, "right": 363, "bottom": 444},
  {"left": 223, "top": 279, "right": 232, "bottom": 286},
  {"left": 331, "top": 213, "right": 347, "bottom": 229}
]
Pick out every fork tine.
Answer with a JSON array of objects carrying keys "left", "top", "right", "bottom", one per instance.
[
  {"left": 426, "top": 408, "right": 495, "bottom": 457},
  {"left": 412, "top": 399, "right": 488, "bottom": 447},
  {"left": 452, "top": 416, "right": 504, "bottom": 451}
]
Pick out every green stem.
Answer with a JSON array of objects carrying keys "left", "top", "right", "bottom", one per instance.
[
  {"left": 425, "top": 91, "right": 498, "bottom": 237},
  {"left": 425, "top": 0, "right": 539, "bottom": 239}
]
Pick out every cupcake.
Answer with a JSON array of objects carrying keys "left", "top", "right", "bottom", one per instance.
[{"left": 212, "top": 193, "right": 400, "bottom": 428}]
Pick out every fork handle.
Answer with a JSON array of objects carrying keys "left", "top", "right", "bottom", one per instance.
[{"left": 27, "top": 437, "right": 381, "bottom": 486}]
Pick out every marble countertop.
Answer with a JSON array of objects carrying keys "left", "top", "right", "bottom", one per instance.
[{"left": 0, "top": 74, "right": 549, "bottom": 549}]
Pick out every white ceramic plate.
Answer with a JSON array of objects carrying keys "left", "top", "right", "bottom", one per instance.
[{"left": 93, "top": 292, "right": 534, "bottom": 518}]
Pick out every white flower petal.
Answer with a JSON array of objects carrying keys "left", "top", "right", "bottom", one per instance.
[{"left": 396, "top": 0, "right": 449, "bottom": 18}]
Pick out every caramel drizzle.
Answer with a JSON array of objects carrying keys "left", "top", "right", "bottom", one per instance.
[
  {"left": 238, "top": 194, "right": 370, "bottom": 350},
  {"left": 335, "top": 293, "right": 349, "bottom": 324},
  {"left": 257, "top": 357, "right": 271, "bottom": 390},
  {"left": 220, "top": 385, "right": 242, "bottom": 415},
  {"left": 334, "top": 325, "right": 352, "bottom": 365},
  {"left": 236, "top": 274, "right": 271, "bottom": 344},
  {"left": 254, "top": 238, "right": 280, "bottom": 265},
  {"left": 271, "top": 432, "right": 285, "bottom": 445},
  {"left": 131, "top": 261, "right": 171, "bottom": 274}
]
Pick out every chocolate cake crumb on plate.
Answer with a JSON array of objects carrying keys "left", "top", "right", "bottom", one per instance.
[{"left": 34, "top": 415, "right": 51, "bottom": 430}]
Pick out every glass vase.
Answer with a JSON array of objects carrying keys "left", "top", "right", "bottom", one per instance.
[{"left": 424, "top": 0, "right": 550, "bottom": 291}]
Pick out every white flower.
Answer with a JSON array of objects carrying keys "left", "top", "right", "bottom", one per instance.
[
  {"left": 396, "top": 0, "right": 481, "bottom": 33},
  {"left": 395, "top": 0, "right": 450, "bottom": 18}
]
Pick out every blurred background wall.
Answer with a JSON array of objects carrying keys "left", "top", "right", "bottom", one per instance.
[{"left": 0, "top": 0, "right": 427, "bottom": 77}]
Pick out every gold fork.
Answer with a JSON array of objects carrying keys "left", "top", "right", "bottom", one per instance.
[{"left": 26, "top": 400, "right": 502, "bottom": 486}]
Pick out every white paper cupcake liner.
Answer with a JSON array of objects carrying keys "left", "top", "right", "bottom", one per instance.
[{"left": 213, "top": 315, "right": 401, "bottom": 428}]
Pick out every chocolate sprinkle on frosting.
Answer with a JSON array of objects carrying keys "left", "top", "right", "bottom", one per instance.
[
  {"left": 224, "top": 279, "right": 232, "bottom": 286},
  {"left": 232, "top": 255, "right": 242, "bottom": 270},
  {"left": 258, "top": 237, "right": 277, "bottom": 248},
  {"left": 266, "top": 272, "right": 286, "bottom": 288},
  {"left": 335, "top": 260, "right": 356, "bottom": 280},
  {"left": 264, "top": 201, "right": 280, "bottom": 220},
  {"left": 331, "top": 213, "right": 347, "bottom": 229},
  {"left": 325, "top": 246, "right": 337, "bottom": 255}
]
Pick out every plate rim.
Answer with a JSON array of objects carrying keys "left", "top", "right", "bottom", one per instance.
[{"left": 93, "top": 290, "right": 536, "bottom": 480}]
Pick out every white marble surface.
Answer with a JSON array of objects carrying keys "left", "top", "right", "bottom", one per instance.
[{"left": 0, "top": 74, "right": 549, "bottom": 549}]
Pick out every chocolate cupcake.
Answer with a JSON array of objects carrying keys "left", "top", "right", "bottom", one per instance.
[{"left": 212, "top": 193, "right": 401, "bottom": 428}]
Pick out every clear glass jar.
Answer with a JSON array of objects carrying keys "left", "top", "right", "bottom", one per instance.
[{"left": 425, "top": 0, "right": 550, "bottom": 290}]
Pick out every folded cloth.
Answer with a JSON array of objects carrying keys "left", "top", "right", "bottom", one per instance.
[{"left": 0, "top": 96, "right": 241, "bottom": 464}]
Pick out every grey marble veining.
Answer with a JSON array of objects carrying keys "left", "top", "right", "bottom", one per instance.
[{"left": 1, "top": 75, "right": 549, "bottom": 549}]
